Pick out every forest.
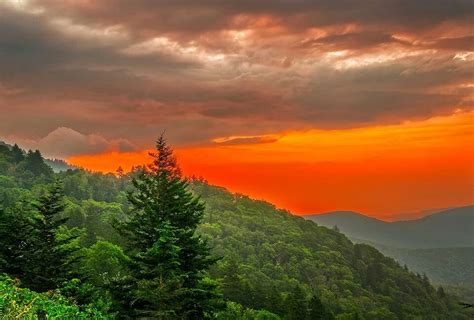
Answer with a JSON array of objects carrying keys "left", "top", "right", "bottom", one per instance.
[{"left": 0, "top": 138, "right": 471, "bottom": 319}]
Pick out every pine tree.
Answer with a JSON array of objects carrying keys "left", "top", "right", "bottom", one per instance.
[
  {"left": 11, "top": 144, "right": 25, "bottom": 163},
  {"left": 22, "top": 150, "right": 53, "bottom": 177},
  {"left": 116, "top": 135, "right": 222, "bottom": 318},
  {"left": 27, "top": 180, "right": 79, "bottom": 291},
  {"left": 0, "top": 201, "right": 36, "bottom": 280}
]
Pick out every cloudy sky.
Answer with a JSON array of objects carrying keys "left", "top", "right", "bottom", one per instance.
[{"left": 1, "top": 0, "right": 473, "bottom": 218}]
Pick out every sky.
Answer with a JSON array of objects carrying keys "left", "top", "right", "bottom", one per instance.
[{"left": 0, "top": 0, "right": 473, "bottom": 219}]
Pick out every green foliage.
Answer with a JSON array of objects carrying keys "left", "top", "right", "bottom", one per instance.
[
  {"left": 309, "top": 294, "right": 334, "bottom": 319},
  {"left": 0, "top": 275, "right": 108, "bottom": 319},
  {"left": 374, "top": 245, "right": 474, "bottom": 290},
  {"left": 215, "top": 301, "right": 280, "bottom": 320},
  {"left": 0, "top": 141, "right": 471, "bottom": 319},
  {"left": 25, "top": 181, "right": 79, "bottom": 291},
  {"left": 114, "top": 136, "right": 223, "bottom": 318},
  {"left": 0, "top": 200, "right": 37, "bottom": 280},
  {"left": 78, "top": 241, "right": 130, "bottom": 289},
  {"left": 191, "top": 182, "right": 470, "bottom": 319}
]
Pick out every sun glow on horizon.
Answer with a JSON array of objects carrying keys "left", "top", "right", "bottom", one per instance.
[{"left": 68, "top": 111, "right": 474, "bottom": 220}]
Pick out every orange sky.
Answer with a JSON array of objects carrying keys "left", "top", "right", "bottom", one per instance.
[
  {"left": 1, "top": 1, "right": 473, "bottom": 221},
  {"left": 69, "top": 111, "right": 474, "bottom": 220}
]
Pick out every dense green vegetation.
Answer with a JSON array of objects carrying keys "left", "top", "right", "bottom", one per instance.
[
  {"left": 0, "top": 140, "right": 471, "bottom": 319},
  {"left": 368, "top": 245, "right": 474, "bottom": 288},
  {"left": 0, "top": 275, "right": 108, "bottom": 319},
  {"left": 308, "top": 210, "right": 474, "bottom": 301}
]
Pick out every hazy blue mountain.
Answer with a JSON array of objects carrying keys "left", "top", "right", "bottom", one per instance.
[
  {"left": 306, "top": 207, "right": 474, "bottom": 300},
  {"left": 306, "top": 206, "right": 474, "bottom": 248}
]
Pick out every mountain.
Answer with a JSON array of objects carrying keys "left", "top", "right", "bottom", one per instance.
[
  {"left": 372, "top": 246, "right": 474, "bottom": 287},
  {"left": 306, "top": 208, "right": 474, "bottom": 301},
  {"left": 0, "top": 143, "right": 471, "bottom": 318},
  {"left": 305, "top": 206, "right": 474, "bottom": 249}
]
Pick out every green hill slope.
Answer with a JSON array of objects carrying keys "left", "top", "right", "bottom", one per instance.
[
  {"left": 0, "top": 144, "right": 471, "bottom": 319},
  {"left": 364, "top": 246, "right": 474, "bottom": 287},
  {"left": 191, "top": 182, "right": 470, "bottom": 319}
]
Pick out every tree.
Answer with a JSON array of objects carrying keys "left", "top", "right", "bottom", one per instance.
[
  {"left": 308, "top": 294, "right": 333, "bottom": 319},
  {"left": 0, "top": 201, "right": 36, "bottom": 280},
  {"left": 285, "top": 285, "right": 308, "bottom": 320},
  {"left": 78, "top": 241, "right": 130, "bottom": 288},
  {"left": 437, "top": 286, "right": 446, "bottom": 299},
  {"left": 21, "top": 150, "right": 53, "bottom": 177},
  {"left": 116, "top": 166, "right": 124, "bottom": 178},
  {"left": 26, "top": 180, "right": 79, "bottom": 291},
  {"left": 11, "top": 144, "right": 25, "bottom": 163},
  {"left": 220, "top": 258, "right": 243, "bottom": 303},
  {"left": 116, "top": 135, "right": 222, "bottom": 318}
]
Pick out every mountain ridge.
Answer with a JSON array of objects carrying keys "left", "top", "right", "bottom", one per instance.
[
  {"left": 305, "top": 205, "right": 474, "bottom": 249},
  {"left": 0, "top": 142, "right": 471, "bottom": 318}
]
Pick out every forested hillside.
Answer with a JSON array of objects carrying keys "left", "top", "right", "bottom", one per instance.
[
  {"left": 374, "top": 247, "right": 474, "bottom": 288},
  {"left": 0, "top": 141, "right": 471, "bottom": 319},
  {"left": 307, "top": 209, "right": 474, "bottom": 301}
]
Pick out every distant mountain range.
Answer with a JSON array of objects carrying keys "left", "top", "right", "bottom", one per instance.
[
  {"left": 305, "top": 206, "right": 474, "bottom": 300},
  {"left": 305, "top": 206, "right": 474, "bottom": 249}
]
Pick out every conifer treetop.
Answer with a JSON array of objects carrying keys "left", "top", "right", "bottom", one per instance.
[{"left": 148, "top": 134, "right": 182, "bottom": 180}]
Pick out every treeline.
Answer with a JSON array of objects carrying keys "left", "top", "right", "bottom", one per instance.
[{"left": 0, "top": 139, "right": 471, "bottom": 319}]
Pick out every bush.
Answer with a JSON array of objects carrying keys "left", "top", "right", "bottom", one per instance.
[{"left": 0, "top": 275, "right": 109, "bottom": 319}]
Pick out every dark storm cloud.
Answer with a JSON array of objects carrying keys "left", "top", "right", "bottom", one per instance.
[
  {"left": 27, "top": 0, "right": 474, "bottom": 60},
  {"left": 0, "top": 2, "right": 199, "bottom": 88},
  {"left": 34, "top": 0, "right": 473, "bottom": 35},
  {"left": 0, "top": 0, "right": 472, "bottom": 156}
]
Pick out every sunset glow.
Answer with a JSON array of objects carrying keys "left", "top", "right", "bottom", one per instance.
[
  {"left": 1, "top": 0, "right": 473, "bottom": 220},
  {"left": 69, "top": 112, "right": 474, "bottom": 219}
]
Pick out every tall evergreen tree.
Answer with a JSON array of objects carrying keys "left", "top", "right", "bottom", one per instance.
[
  {"left": 116, "top": 135, "right": 222, "bottom": 319},
  {"left": 26, "top": 180, "right": 79, "bottom": 291},
  {"left": 23, "top": 150, "right": 52, "bottom": 175},
  {"left": 11, "top": 144, "right": 25, "bottom": 163},
  {"left": 0, "top": 201, "right": 36, "bottom": 280}
]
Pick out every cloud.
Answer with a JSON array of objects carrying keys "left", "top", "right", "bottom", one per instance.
[
  {"left": 0, "top": 0, "right": 471, "bottom": 151},
  {"left": 31, "top": 0, "right": 473, "bottom": 52},
  {"left": 212, "top": 134, "right": 281, "bottom": 145},
  {"left": 1, "top": 127, "right": 136, "bottom": 159}
]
